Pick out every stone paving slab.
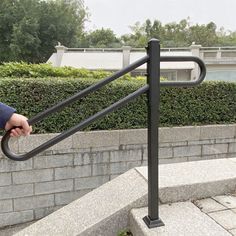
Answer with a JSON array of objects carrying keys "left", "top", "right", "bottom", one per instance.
[
  {"left": 194, "top": 198, "right": 227, "bottom": 213},
  {"left": 208, "top": 209, "right": 236, "bottom": 230},
  {"left": 195, "top": 194, "right": 236, "bottom": 234},
  {"left": 130, "top": 202, "right": 231, "bottom": 236},
  {"left": 212, "top": 195, "right": 236, "bottom": 209}
]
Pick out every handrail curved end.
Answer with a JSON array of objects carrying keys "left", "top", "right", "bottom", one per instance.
[{"left": 1, "top": 131, "right": 28, "bottom": 161}]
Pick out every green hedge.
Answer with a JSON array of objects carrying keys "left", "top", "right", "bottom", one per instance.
[
  {"left": 0, "top": 62, "right": 112, "bottom": 79},
  {"left": 0, "top": 77, "right": 235, "bottom": 134}
]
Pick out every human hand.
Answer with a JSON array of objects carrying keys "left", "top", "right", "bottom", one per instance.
[{"left": 5, "top": 113, "right": 32, "bottom": 137}]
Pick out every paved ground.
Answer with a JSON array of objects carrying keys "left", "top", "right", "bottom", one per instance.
[
  {"left": 130, "top": 192, "right": 236, "bottom": 236},
  {"left": 194, "top": 192, "right": 236, "bottom": 236},
  {"left": 1, "top": 193, "right": 236, "bottom": 236}
]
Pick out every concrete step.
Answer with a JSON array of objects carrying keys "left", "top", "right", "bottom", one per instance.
[
  {"left": 14, "top": 158, "right": 236, "bottom": 236},
  {"left": 130, "top": 202, "right": 231, "bottom": 236}
]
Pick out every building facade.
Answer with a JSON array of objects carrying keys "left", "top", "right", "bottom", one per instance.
[{"left": 47, "top": 43, "right": 236, "bottom": 82}]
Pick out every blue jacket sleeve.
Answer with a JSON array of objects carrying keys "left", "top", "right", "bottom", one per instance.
[{"left": 0, "top": 102, "right": 16, "bottom": 129}]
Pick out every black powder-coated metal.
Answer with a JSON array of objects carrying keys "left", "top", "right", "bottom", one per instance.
[
  {"left": 1, "top": 39, "right": 206, "bottom": 229},
  {"left": 143, "top": 41, "right": 206, "bottom": 228},
  {"left": 143, "top": 39, "right": 164, "bottom": 228},
  {"left": 1, "top": 85, "right": 149, "bottom": 161},
  {"left": 1, "top": 56, "right": 148, "bottom": 161}
]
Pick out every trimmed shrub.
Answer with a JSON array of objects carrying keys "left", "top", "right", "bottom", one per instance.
[
  {"left": 0, "top": 77, "right": 235, "bottom": 134},
  {"left": 0, "top": 62, "right": 112, "bottom": 79},
  {"left": 160, "top": 82, "right": 236, "bottom": 126}
]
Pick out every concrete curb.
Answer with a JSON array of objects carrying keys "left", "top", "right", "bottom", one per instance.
[{"left": 137, "top": 158, "right": 236, "bottom": 203}]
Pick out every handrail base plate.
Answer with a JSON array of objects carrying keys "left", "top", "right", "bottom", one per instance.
[{"left": 143, "top": 215, "right": 165, "bottom": 228}]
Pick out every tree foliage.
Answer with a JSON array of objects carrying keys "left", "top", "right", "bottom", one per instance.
[
  {"left": 81, "top": 28, "right": 121, "bottom": 48},
  {"left": 1, "top": 1, "right": 236, "bottom": 63},
  {"left": 0, "top": 0, "right": 88, "bottom": 63},
  {"left": 121, "top": 18, "right": 236, "bottom": 48}
]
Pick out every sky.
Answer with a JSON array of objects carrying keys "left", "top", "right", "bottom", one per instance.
[{"left": 84, "top": 0, "right": 236, "bottom": 36}]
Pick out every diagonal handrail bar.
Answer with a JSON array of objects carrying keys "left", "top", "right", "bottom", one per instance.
[
  {"left": 1, "top": 85, "right": 148, "bottom": 161},
  {"left": 1, "top": 57, "right": 148, "bottom": 161},
  {"left": 28, "top": 56, "right": 149, "bottom": 125}
]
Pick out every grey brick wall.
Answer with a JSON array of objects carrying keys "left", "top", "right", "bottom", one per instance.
[{"left": 0, "top": 124, "right": 235, "bottom": 228}]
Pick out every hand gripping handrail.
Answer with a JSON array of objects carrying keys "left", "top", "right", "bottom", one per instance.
[{"left": 1, "top": 49, "right": 206, "bottom": 162}]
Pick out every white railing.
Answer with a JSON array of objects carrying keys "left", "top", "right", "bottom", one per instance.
[
  {"left": 53, "top": 43, "right": 236, "bottom": 68},
  {"left": 200, "top": 47, "right": 236, "bottom": 61}
]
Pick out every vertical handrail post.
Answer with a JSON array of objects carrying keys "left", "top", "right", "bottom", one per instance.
[{"left": 143, "top": 39, "right": 164, "bottom": 228}]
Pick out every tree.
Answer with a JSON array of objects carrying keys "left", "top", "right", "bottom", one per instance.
[
  {"left": 0, "top": 0, "right": 88, "bottom": 63},
  {"left": 121, "top": 22, "right": 148, "bottom": 47},
  {"left": 145, "top": 19, "right": 152, "bottom": 39},
  {"left": 10, "top": 17, "right": 41, "bottom": 62},
  {"left": 187, "top": 22, "right": 219, "bottom": 46},
  {"left": 149, "top": 20, "right": 164, "bottom": 41},
  {"left": 84, "top": 28, "right": 121, "bottom": 48},
  {"left": 37, "top": 0, "right": 88, "bottom": 61},
  {"left": 122, "top": 18, "right": 236, "bottom": 47},
  {"left": 0, "top": 0, "right": 18, "bottom": 62}
]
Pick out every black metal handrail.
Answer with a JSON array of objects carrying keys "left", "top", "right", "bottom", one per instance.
[
  {"left": 1, "top": 56, "right": 148, "bottom": 161},
  {"left": 160, "top": 56, "right": 206, "bottom": 87},
  {"left": 143, "top": 41, "right": 206, "bottom": 228},
  {"left": 1, "top": 39, "right": 206, "bottom": 228}
]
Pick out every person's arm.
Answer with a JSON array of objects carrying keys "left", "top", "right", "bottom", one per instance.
[
  {"left": 0, "top": 102, "right": 16, "bottom": 129},
  {"left": 0, "top": 102, "right": 32, "bottom": 137}
]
